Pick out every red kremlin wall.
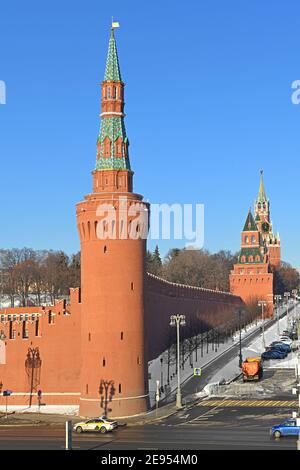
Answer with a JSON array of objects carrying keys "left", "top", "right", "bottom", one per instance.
[
  {"left": 145, "top": 273, "right": 244, "bottom": 361},
  {"left": 0, "top": 278, "right": 243, "bottom": 413}
]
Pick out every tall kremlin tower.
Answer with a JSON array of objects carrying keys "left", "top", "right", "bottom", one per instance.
[
  {"left": 77, "top": 26, "right": 149, "bottom": 417},
  {"left": 254, "top": 170, "right": 281, "bottom": 268},
  {"left": 229, "top": 172, "right": 281, "bottom": 316}
]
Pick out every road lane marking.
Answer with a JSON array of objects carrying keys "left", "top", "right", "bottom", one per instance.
[{"left": 197, "top": 399, "right": 298, "bottom": 408}]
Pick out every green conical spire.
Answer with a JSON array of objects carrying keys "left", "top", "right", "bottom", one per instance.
[
  {"left": 95, "top": 27, "right": 131, "bottom": 172},
  {"left": 104, "top": 28, "right": 122, "bottom": 82},
  {"left": 243, "top": 209, "right": 258, "bottom": 232},
  {"left": 258, "top": 170, "right": 267, "bottom": 203}
]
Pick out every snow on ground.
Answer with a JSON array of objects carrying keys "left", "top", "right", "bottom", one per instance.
[
  {"left": 149, "top": 304, "right": 300, "bottom": 406},
  {"left": 0, "top": 405, "right": 79, "bottom": 415},
  {"left": 148, "top": 317, "right": 266, "bottom": 404},
  {"left": 205, "top": 310, "right": 299, "bottom": 391}
]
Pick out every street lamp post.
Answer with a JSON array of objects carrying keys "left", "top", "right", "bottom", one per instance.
[
  {"left": 170, "top": 314, "right": 186, "bottom": 409},
  {"left": 292, "top": 290, "right": 298, "bottom": 324},
  {"left": 237, "top": 308, "right": 243, "bottom": 368},
  {"left": 284, "top": 292, "right": 291, "bottom": 329},
  {"left": 274, "top": 294, "right": 282, "bottom": 337},
  {"left": 258, "top": 300, "right": 267, "bottom": 350}
]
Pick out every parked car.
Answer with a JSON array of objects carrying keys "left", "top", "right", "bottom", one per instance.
[
  {"left": 271, "top": 419, "right": 300, "bottom": 438},
  {"left": 73, "top": 417, "right": 118, "bottom": 434},
  {"left": 279, "top": 336, "right": 293, "bottom": 346},
  {"left": 261, "top": 350, "right": 287, "bottom": 361},
  {"left": 267, "top": 342, "right": 291, "bottom": 353}
]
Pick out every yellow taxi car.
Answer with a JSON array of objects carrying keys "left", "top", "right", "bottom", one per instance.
[{"left": 73, "top": 417, "right": 117, "bottom": 434}]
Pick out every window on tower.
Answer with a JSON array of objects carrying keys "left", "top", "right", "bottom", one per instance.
[{"left": 104, "top": 137, "right": 111, "bottom": 157}]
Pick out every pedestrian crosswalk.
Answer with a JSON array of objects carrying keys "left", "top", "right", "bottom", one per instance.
[
  {"left": 187, "top": 408, "right": 221, "bottom": 425},
  {"left": 197, "top": 399, "right": 298, "bottom": 408}
]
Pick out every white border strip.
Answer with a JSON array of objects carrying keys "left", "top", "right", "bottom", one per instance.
[{"left": 80, "top": 393, "right": 149, "bottom": 403}]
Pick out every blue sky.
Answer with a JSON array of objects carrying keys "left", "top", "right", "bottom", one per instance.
[{"left": 1, "top": 0, "right": 300, "bottom": 268}]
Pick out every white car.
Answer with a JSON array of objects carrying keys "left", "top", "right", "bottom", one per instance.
[
  {"left": 279, "top": 336, "right": 293, "bottom": 346},
  {"left": 73, "top": 417, "right": 117, "bottom": 434}
]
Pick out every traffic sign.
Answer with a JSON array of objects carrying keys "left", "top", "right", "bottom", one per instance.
[{"left": 194, "top": 368, "right": 202, "bottom": 377}]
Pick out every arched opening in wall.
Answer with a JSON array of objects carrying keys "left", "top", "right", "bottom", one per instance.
[
  {"left": 9, "top": 321, "right": 13, "bottom": 339},
  {"left": 86, "top": 384, "right": 89, "bottom": 394},
  {"left": 87, "top": 221, "right": 91, "bottom": 239},
  {"left": 131, "top": 282, "right": 134, "bottom": 291},
  {"left": 137, "top": 356, "right": 140, "bottom": 365},
  {"left": 121, "top": 332, "right": 124, "bottom": 340},
  {"left": 103, "top": 358, "right": 106, "bottom": 367},
  {"left": 88, "top": 333, "right": 91, "bottom": 342},
  {"left": 22, "top": 321, "right": 29, "bottom": 339},
  {"left": 82, "top": 223, "right": 85, "bottom": 239},
  {"left": 35, "top": 320, "right": 39, "bottom": 337},
  {"left": 94, "top": 221, "right": 98, "bottom": 238},
  {"left": 104, "top": 245, "right": 107, "bottom": 254},
  {"left": 119, "top": 384, "right": 122, "bottom": 394}
]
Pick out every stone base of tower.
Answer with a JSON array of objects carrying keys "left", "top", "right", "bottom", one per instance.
[{"left": 79, "top": 395, "right": 148, "bottom": 418}]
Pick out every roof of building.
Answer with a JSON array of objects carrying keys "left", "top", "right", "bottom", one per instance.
[
  {"left": 104, "top": 28, "right": 122, "bottom": 82},
  {"left": 257, "top": 169, "right": 267, "bottom": 203},
  {"left": 243, "top": 209, "right": 258, "bottom": 232}
]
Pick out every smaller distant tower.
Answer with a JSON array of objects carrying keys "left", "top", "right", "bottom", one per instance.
[
  {"left": 229, "top": 209, "right": 274, "bottom": 316},
  {"left": 254, "top": 170, "right": 281, "bottom": 268}
]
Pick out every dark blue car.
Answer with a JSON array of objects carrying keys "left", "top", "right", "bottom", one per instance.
[
  {"left": 268, "top": 343, "right": 291, "bottom": 353},
  {"left": 271, "top": 419, "right": 300, "bottom": 438},
  {"left": 261, "top": 349, "right": 287, "bottom": 360}
]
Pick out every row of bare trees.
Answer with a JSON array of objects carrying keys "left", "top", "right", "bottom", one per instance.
[
  {"left": 147, "top": 247, "right": 238, "bottom": 291},
  {"left": 0, "top": 248, "right": 80, "bottom": 307},
  {"left": 147, "top": 246, "right": 300, "bottom": 295}
]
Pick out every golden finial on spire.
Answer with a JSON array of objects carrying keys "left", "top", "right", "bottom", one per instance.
[{"left": 111, "top": 17, "right": 120, "bottom": 29}]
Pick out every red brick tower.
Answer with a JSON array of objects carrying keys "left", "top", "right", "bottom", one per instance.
[
  {"left": 77, "top": 27, "right": 149, "bottom": 417},
  {"left": 229, "top": 209, "right": 274, "bottom": 315},
  {"left": 254, "top": 170, "right": 281, "bottom": 268}
]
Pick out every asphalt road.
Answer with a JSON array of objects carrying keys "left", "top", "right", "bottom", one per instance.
[
  {"left": 0, "top": 397, "right": 298, "bottom": 450},
  {"left": 179, "top": 305, "right": 294, "bottom": 399}
]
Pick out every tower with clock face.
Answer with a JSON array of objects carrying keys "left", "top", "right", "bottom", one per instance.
[
  {"left": 254, "top": 171, "right": 281, "bottom": 268},
  {"left": 230, "top": 171, "right": 281, "bottom": 317}
]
